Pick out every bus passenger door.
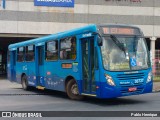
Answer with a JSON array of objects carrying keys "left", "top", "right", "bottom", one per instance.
[
  {"left": 10, "top": 50, "right": 16, "bottom": 81},
  {"left": 81, "top": 37, "right": 97, "bottom": 95},
  {"left": 36, "top": 46, "right": 45, "bottom": 87}
]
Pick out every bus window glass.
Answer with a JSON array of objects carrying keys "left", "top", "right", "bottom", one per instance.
[
  {"left": 26, "top": 45, "right": 34, "bottom": 61},
  {"left": 17, "top": 47, "right": 25, "bottom": 62},
  {"left": 28, "top": 46, "right": 33, "bottom": 51},
  {"left": 46, "top": 41, "right": 58, "bottom": 61},
  {"left": 101, "top": 36, "right": 149, "bottom": 71},
  {"left": 60, "top": 37, "right": 76, "bottom": 60}
]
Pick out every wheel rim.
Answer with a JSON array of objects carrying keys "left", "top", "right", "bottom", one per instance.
[{"left": 71, "top": 84, "right": 79, "bottom": 95}]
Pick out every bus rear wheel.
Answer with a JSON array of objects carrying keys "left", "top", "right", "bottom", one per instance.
[
  {"left": 21, "top": 75, "right": 30, "bottom": 90},
  {"left": 66, "top": 79, "right": 84, "bottom": 100}
]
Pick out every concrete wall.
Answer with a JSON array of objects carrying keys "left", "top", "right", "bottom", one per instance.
[{"left": 0, "top": 0, "right": 160, "bottom": 37}]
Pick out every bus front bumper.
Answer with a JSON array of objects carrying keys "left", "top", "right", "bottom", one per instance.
[{"left": 97, "top": 82, "right": 153, "bottom": 99}]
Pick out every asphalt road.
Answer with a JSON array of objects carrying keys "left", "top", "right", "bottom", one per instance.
[{"left": 0, "top": 79, "right": 160, "bottom": 120}]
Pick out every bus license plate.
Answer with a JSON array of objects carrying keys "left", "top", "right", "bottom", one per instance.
[{"left": 128, "top": 87, "right": 137, "bottom": 92}]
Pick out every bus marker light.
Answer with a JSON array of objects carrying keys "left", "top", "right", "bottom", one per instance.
[
  {"left": 96, "top": 86, "right": 99, "bottom": 89},
  {"left": 128, "top": 87, "right": 137, "bottom": 92},
  {"left": 36, "top": 86, "right": 45, "bottom": 90},
  {"left": 47, "top": 72, "right": 51, "bottom": 75}
]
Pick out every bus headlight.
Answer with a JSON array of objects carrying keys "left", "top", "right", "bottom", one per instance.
[
  {"left": 147, "top": 72, "right": 152, "bottom": 83},
  {"left": 105, "top": 74, "right": 115, "bottom": 86}
]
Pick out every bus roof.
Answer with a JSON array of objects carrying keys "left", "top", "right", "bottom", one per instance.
[
  {"left": 9, "top": 24, "right": 97, "bottom": 49},
  {"left": 97, "top": 24, "right": 140, "bottom": 29},
  {"left": 8, "top": 24, "right": 141, "bottom": 49}
]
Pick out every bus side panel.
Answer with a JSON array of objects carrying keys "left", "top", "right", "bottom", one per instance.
[
  {"left": 44, "top": 61, "right": 80, "bottom": 92},
  {"left": 12, "top": 61, "right": 37, "bottom": 87},
  {"left": 16, "top": 62, "right": 27, "bottom": 84},
  {"left": 26, "top": 62, "right": 37, "bottom": 87},
  {"left": 44, "top": 61, "right": 64, "bottom": 91}
]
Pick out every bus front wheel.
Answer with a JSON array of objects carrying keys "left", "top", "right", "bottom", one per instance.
[
  {"left": 66, "top": 79, "right": 84, "bottom": 100},
  {"left": 21, "top": 75, "right": 30, "bottom": 90}
]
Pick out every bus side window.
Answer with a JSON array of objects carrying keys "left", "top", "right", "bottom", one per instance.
[
  {"left": 60, "top": 37, "right": 76, "bottom": 60},
  {"left": 26, "top": 45, "right": 35, "bottom": 62},
  {"left": 17, "top": 47, "right": 25, "bottom": 62},
  {"left": 45, "top": 40, "right": 58, "bottom": 61}
]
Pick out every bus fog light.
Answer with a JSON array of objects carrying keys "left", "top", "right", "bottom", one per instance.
[
  {"left": 105, "top": 74, "right": 115, "bottom": 86},
  {"left": 147, "top": 72, "right": 152, "bottom": 83}
]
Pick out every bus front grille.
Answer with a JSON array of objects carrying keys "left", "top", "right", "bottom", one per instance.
[
  {"left": 119, "top": 83, "right": 144, "bottom": 87},
  {"left": 116, "top": 73, "right": 145, "bottom": 80}
]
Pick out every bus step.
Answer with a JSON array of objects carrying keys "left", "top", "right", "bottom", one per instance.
[
  {"left": 81, "top": 93, "right": 96, "bottom": 97},
  {"left": 36, "top": 86, "right": 45, "bottom": 90}
]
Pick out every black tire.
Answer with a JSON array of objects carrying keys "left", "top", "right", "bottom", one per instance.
[
  {"left": 66, "top": 79, "right": 84, "bottom": 100},
  {"left": 21, "top": 75, "right": 30, "bottom": 90}
]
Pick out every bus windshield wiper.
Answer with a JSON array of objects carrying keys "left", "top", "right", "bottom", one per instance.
[
  {"left": 110, "top": 35, "right": 129, "bottom": 59},
  {"left": 110, "top": 35, "right": 125, "bottom": 52}
]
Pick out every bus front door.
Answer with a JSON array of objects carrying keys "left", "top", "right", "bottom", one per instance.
[
  {"left": 10, "top": 50, "right": 16, "bottom": 81},
  {"left": 81, "top": 37, "right": 97, "bottom": 95},
  {"left": 36, "top": 46, "right": 45, "bottom": 87}
]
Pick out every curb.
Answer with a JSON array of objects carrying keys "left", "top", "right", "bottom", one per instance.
[{"left": 152, "top": 89, "right": 160, "bottom": 93}]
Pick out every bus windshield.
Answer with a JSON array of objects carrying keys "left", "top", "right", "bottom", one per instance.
[{"left": 101, "top": 35, "right": 150, "bottom": 71}]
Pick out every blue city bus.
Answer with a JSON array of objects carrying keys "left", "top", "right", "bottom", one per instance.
[{"left": 8, "top": 24, "right": 153, "bottom": 100}]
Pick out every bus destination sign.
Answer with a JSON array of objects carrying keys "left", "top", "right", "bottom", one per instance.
[{"left": 102, "top": 27, "right": 135, "bottom": 35}]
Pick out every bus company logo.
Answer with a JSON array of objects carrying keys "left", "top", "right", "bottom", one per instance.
[
  {"left": 82, "top": 33, "right": 92, "bottom": 38},
  {"left": 130, "top": 81, "right": 134, "bottom": 85},
  {"left": 120, "top": 81, "right": 130, "bottom": 85},
  {"left": 22, "top": 65, "right": 27, "bottom": 71}
]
